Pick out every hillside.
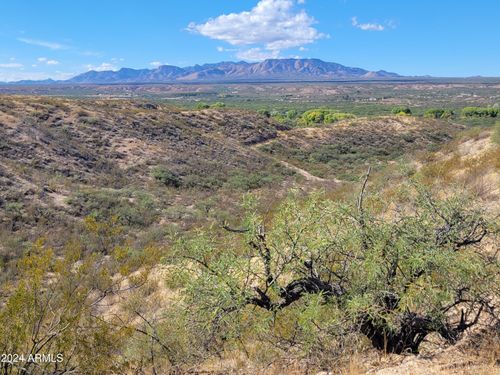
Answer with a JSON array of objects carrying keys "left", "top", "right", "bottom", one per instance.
[
  {"left": 0, "top": 96, "right": 498, "bottom": 374},
  {"left": 0, "top": 97, "right": 464, "bottom": 235}
]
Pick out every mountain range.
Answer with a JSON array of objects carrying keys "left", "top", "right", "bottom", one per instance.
[{"left": 2, "top": 59, "right": 400, "bottom": 84}]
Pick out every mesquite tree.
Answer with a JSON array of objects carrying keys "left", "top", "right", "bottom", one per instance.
[{"left": 173, "top": 177, "right": 499, "bottom": 357}]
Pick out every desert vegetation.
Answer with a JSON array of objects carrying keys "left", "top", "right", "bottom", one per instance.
[{"left": 0, "top": 91, "right": 499, "bottom": 374}]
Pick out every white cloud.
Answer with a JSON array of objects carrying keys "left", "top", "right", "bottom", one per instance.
[
  {"left": 85, "top": 62, "right": 118, "bottom": 72},
  {"left": 236, "top": 48, "right": 280, "bottom": 61},
  {"left": 188, "top": 0, "right": 326, "bottom": 60},
  {"left": 18, "top": 37, "right": 68, "bottom": 50},
  {"left": 149, "top": 61, "right": 162, "bottom": 67},
  {"left": 216, "top": 46, "right": 237, "bottom": 53},
  {"left": 36, "top": 57, "right": 59, "bottom": 65},
  {"left": 0, "top": 63, "right": 23, "bottom": 68},
  {"left": 351, "top": 17, "right": 385, "bottom": 31}
]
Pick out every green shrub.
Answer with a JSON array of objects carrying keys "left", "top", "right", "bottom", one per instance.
[
  {"left": 461, "top": 107, "right": 498, "bottom": 118},
  {"left": 67, "top": 189, "right": 158, "bottom": 227},
  {"left": 424, "top": 108, "right": 454, "bottom": 119},
  {"left": 195, "top": 102, "right": 210, "bottom": 110},
  {"left": 225, "top": 172, "right": 274, "bottom": 190},
  {"left": 173, "top": 186, "right": 498, "bottom": 359},
  {"left": 151, "top": 167, "right": 182, "bottom": 187},
  {"left": 211, "top": 102, "right": 226, "bottom": 108},
  {"left": 300, "top": 109, "right": 356, "bottom": 125},
  {"left": 391, "top": 106, "right": 412, "bottom": 115}
]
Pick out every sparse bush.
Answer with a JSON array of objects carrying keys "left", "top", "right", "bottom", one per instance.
[
  {"left": 151, "top": 166, "right": 182, "bottom": 187},
  {"left": 68, "top": 189, "right": 158, "bottom": 227},
  {"left": 225, "top": 171, "right": 277, "bottom": 190},
  {"left": 80, "top": 116, "right": 99, "bottom": 125}
]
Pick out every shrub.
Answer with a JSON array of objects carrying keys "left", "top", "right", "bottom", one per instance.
[
  {"left": 391, "top": 106, "right": 412, "bottom": 115},
  {"left": 0, "top": 239, "right": 156, "bottom": 374},
  {"left": 172, "top": 184, "right": 497, "bottom": 359},
  {"left": 424, "top": 108, "right": 454, "bottom": 119},
  {"left": 151, "top": 167, "right": 182, "bottom": 187},
  {"left": 300, "top": 109, "right": 356, "bottom": 125},
  {"left": 195, "top": 102, "right": 210, "bottom": 110},
  {"left": 210, "top": 102, "right": 225, "bottom": 108},
  {"left": 68, "top": 189, "right": 158, "bottom": 227},
  {"left": 225, "top": 171, "right": 278, "bottom": 190},
  {"left": 257, "top": 109, "right": 271, "bottom": 118},
  {"left": 461, "top": 107, "right": 498, "bottom": 118},
  {"left": 79, "top": 116, "right": 99, "bottom": 125}
]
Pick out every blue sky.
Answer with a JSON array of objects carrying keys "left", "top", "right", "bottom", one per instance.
[{"left": 0, "top": 0, "right": 499, "bottom": 81}]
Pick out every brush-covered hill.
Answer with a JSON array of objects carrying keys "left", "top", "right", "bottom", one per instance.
[
  {"left": 0, "top": 97, "right": 462, "bottom": 237},
  {"left": 258, "top": 116, "right": 460, "bottom": 180}
]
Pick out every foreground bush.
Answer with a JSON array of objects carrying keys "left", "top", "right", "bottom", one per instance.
[
  {"left": 0, "top": 239, "right": 157, "bottom": 374},
  {"left": 172, "top": 178, "right": 498, "bottom": 359}
]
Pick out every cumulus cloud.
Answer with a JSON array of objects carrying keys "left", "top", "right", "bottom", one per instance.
[
  {"left": 85, "top": 62, "right": 118, "bottom": 72},
  {"left": 149, "top": 61, "right": 163, "bottom": 67},
  {"left": 188, "top": 0, "right": 326, "bottom": 60},
  {"left": 351, "top": 17, "right": 385, "bottom": 31},
  {"left": 18, "top": 37, "right": 68, "bottom": 50}
]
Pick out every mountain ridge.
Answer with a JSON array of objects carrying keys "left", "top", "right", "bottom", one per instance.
[{"left": 1, "top": 59, "right": 401, "bottom": 84}]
